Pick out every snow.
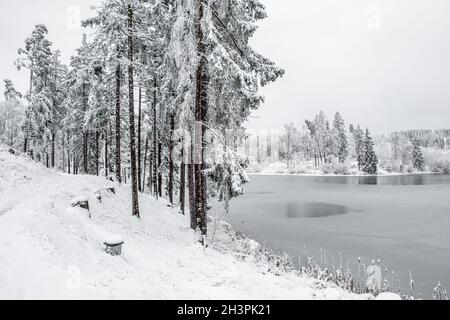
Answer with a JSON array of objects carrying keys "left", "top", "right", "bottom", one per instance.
[
  {"left": 103, "top": 234, "right": 124, "bottom": 245},
  {"left": 247, "top": 159, "right": 436, "bottom": 177},
  {"left": 375, "top": 292, "right": 402, "bottom": 300},
  {"left": 0, "top": 147, "right": 366, "bottom": 300},
  {"left": 71, "top": 197, "right": 89, "bottom": 205}
]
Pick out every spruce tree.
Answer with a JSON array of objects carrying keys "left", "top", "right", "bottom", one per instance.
[
  {"left": 353, "top": 125, "right": 365, "bottom": 171},
  {"left": 333, "top": 112, "right": 348, "bottom": 163},
  {"left": 363, "top": 128, "right": 378, "bottom": 175},
  {"left": 1, "top": 80, "right": 23, "bottom": 147},
  {"left": 411, "top": 139, "right": 425, "bottom": 171},
  {"left": 16, "top": 24, "right": 53, "bottom": 157},
  {"left": 127, "top": 3, "right": 140, "bottom": 218}
]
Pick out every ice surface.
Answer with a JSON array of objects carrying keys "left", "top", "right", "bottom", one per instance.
[{"left": 217, "top": 174, "right": 450, "bottom": 299}]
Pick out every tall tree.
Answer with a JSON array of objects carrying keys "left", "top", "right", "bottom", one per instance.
[
  {"left": 1, "top": 80, "right": 23, "bottom": 147},
  {"left": 115, "top": 50, "right": 122, "bottom": 183},
  {"left": 127, "top": 3, "right": 140, "bottom": 218},
  {"left": 179, "top": 147, "right": 186, "bottom": 215},
  {"left": 353, "top": 125, "right": 365, "bottom": 171},
  {"left": 16, "top": 24, "right": 53, "bottom": 157},
  {"left": 411, "top": 139, "right": 425, "bottom": 171},
  {"left": 333, "top": 112, "right": 348, "bottom": 163},
  {"left": 363, "top": 128, "right": 378, "bottom": 175}
]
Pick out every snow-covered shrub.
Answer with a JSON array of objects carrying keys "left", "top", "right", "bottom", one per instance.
[
  {"left": 433, "top": 282, "right": 448, "bottom": 300},
  {"left": 206, "top": 145, "right": 250, "bottom": 212},
  {"left": 423, "top": 148, "right": 450, "bottom": 174},
  {"left": 210, "top": 219, "right": 296, "bottom": 276},
  {"left": 210, "top": 217, "right": 442, "bottom": 299},
  {"left": 320, "top": 156, "right": 350, "bottom": 175},
  {"left": 433, "top": 163, "right": 450, "bottom": 174}
]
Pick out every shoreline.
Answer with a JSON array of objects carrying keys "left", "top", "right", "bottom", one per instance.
[{"left": 246, "top": 171, "right": 441, "bottom": 177}]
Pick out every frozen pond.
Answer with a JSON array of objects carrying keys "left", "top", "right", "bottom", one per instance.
[{"left": 214, "top": 174, "right": 450, "bottom": 299}]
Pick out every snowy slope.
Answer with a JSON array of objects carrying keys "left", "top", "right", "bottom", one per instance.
[{"left": 0, "top": 146, "right": 367, "bottom": 300}]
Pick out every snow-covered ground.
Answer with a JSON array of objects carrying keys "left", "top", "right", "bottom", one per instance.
[{"left": 0, "top": 146, "right": 373, "bottom": 300}]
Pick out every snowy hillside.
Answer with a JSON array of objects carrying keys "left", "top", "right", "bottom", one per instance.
[{"left": 0, "top": 147, "right": 367, "bottom": 300}]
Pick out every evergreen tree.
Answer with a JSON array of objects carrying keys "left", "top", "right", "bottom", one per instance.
[
  {"left": 411, "top": 139, "right": 425, "bottom": 171},
  {"left": 168, "top": 0, "right": 283, "bottom": 235},
  {"left": 16, "top": 24, "right": 54, "bottom": 157},
  {"left": 333, "top": 112, "right": 348, "bottom": 163},
  {"left": 127, "top": 2, "right": 140, "bottom": 218},
  {"left": 353, "top": 125, "right": 365, "bottom": 171},
  {"left": 1, "top": 80, "right": 23, "bottom": 147},
  {"left": 7, "top": 0, "right": 283, "bottom": 234},
  {"left": 363, "top": 128, "right": 378, "bottom": 175}
]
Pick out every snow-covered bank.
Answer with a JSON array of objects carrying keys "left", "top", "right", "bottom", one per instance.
[
  {"left": 0, "top": 147, "right": 369, "bottom": 300},
  {"left": 247, "top": 159, "right": 439, "bottom": 177}
]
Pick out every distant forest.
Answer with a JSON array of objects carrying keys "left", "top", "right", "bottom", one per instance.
[{"left": 247, "top": 111, "right": 450, "bottom": 175}]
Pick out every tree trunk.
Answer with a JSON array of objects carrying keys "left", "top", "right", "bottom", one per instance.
[
  {"left": 82, "top": 83, "right": 88, "bottom": 174},
  {"left": 67, "top": 133, "right": 71, "bottom": 174},
  {"left": 62, "top": 131, "right": 65, "bottom": 172},
  {"left": 109, "top": 122, "right": 114, "bottom": 175},
  {"left": 152, "top": 74, "right": 158, "bottom": 199},
  {"left": 51, "top": 130, "right": 55, "bottom": 168},
  {"left": 128, "top": 5, "right": 140, "bottom": 218},
  {"left": 95, "top": 130, "right": 100, "bottom": 176},
  {"left": 142, "top": 132, "right": 149, "bottom": 193},
  {"left": 23, "top": 134, "right": 28, "bottom": 153},
  {"left": 158, "top": 142, "right": 162, "bottom": 197},
  {"left": 180, "top": 148, "right": 186, "bottom": 215},
  {"left": 149, "top": 151, "right": 153, "bottom": 194},
  {"left": 115, "top": 53, "right": 122, "bottom": 183},
  {"left": 188, "top": 144, "right": 196, "bottom": 229},
  {"left": 138, "top": 86, "right": 142, "bottom": 192},
  {"left": 104, "top": 127, "right": 108, "bottom": 177},
  {"left": 194, "top": 0, "right": 208, "bottom": 237},
  {"left": 168, "top": 113, "right": 175, "bottom": 204}
]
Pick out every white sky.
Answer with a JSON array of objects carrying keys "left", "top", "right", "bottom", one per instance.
[{"left": 1, "top": 0, "right": 450, "bottom": 133}]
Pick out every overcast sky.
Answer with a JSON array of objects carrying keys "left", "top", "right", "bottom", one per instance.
[{"left": 1, "top": 0, "right": 449, "bottom": 133}]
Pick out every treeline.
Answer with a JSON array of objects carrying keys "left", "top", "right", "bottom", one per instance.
[
  {"left": 0, "top": 80, "right": 24, "bottom": 147},
  {"left": 391, "top": 129, "right": 449, "bottom": 150},
  {"left": 0, "top": 0, "right": 283, "bottom": 238},
  {"left": 252, "top": 111, "right": 437, "bottom": 175},
  {"left": 280, "top": 111, "right": 380, "bottom": 174}
]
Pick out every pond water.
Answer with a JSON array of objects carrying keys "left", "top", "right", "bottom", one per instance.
[
  {"left": 213, "top": 174, "right": 450, "bottom": 299},
  {"left": 312, "top": 174, "right": 450, "bottom": 185}
]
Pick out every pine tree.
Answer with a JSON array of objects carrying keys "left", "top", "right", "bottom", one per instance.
[
  {"left": 411, "top": 139, "right": 425, "bottom": 171},
  {"left": 48, "top": 50, "right": 68, "bottom": 168},
  {"left": 7, "top": 0, "right": 284, "bottom": 234},
  {"left": 333, "top": 112, "right": 348, "bottom": 163},
  {"left": 127, "top": 3, "right": 140, "bottom": 218},
  {"left": 167, "top": 0, "right": 283, "bottom": 235},
  {"left": 16, "top": 24, "right": 54, "bottom": 157},
  {"left": 353, "top": 125, "right": 365, "bottom": 171},
  {"left": 82, "top": 0, "right": 129, "bottom": 181},
  {"left": 1, "top": 80, "right": 23, "bottom": 147},
  {"left": 363, "top": 128, "right": 378, "bottom": 175}
]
